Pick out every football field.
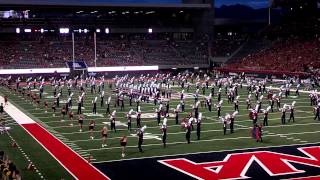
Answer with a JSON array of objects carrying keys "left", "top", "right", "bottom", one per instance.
[{"left": 0, "top": 82, "right": 320, "bottom": 179}]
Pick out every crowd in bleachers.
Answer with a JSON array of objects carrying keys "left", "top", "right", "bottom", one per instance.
[
  {"left": 0, "top": 33, "right": 213, "bottom": 69},
  {"left": 0, "top": 151, "right": 21, "bottom": 180},
  {"left": 226, "top": 37, "right": 320, "bottom": 72},
  {"left": 224, "top": 15, "right": 320, "bottom": 73},
  {"left": 211, "top": 33, "right": 247, "bottom": 57}
]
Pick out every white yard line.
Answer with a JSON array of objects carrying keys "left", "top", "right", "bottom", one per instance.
[{"left": 80, "top": 130, "right": 320, "bottom": 153}]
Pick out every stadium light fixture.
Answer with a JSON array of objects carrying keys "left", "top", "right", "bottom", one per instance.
[
  {"left": 16, "top": 28, "right": 20, "bottom": 34},
  {"left": 146, "top": 11, "right": 155, "bottom": 15},
  {"left": 84, "top": 29, "right": 88, "bottom": 33},
  {"left": 40, "top": 28, "right": 44, "bottom": 33},
  {"left": 59, "top": 28, "right": 69, "bottom": 34},
  {"left": 105, "top": 28, "right": 110, "bottom": 34},
  {"left": 79, "top": 29, "right": 82, "bottom": 33},
  {"left": 148, "top": 28, "right": 153, "bottom": 34},
  {"left": 24, "top": 29, "right": 31, "bottom": 33},
  {"left": 96, "top": 29, "right": 101, "bottom": 33}
]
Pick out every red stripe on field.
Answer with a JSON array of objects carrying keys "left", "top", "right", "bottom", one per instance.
[{"left": 22, "top": 123, "right": 110, "bottom": 180}]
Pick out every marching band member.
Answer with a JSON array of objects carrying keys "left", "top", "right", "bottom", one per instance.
[
  {"left": 180, "top": 100, "right": 185, "bottom": 112},
  {"left": 288, "top": 101, "right": 296, "bottom": 123},
  {"left": 314, "top": 104, "right": 320, "bottom": 121},
  {"left": 230, "top": 111, "right": 238, "bottom": 134},
  {"left": 77, "top": 95, "right": 82, "bottom": 114},
  {"left": 127, "top": 109, "right": 133, "bottom": 131},
  {"left": 280, "top": 104, "right": 288, "bottom": 124},
  {"left": 136, "top": 96, "right": 141, "bottom": 112},
  {"left": 249, "top": 105, "right": 259, "bottom": 124},
  {"left": 277, "top": 92, "right": 282, "bottom": 110},
  {"left": 285, "top": 84, "right": 291, "bottom": 98},
  {"left": 156, "top": 108, "right": 161, "bottom": 125},
  {"left": 267, "top": 86, "right": 273, "bottom": 99},
  {"left": 129, "top": 90, "right": 133, "bottom": 106},
  {"left": 90, "top": 78, "right": 96, "bottom": 94},
  {"left": 211, "top": 83, "right": 215, "bottom": 96},
  {"left": 202, "top": 83, "right": 206, "bottom": 95},
  {"left": 0, "top": 103, "right": 3, "bottom": 128},
  {"left": 194, "top": 101, "right": 200, "bottom": 119},
  {"left": 220, "top": 114, "right": 229, "bottom": 135},
  {"left": 246, "top": 94, "right": 252, "bottom": 110},
  {"left": 309, "top": 92, "right": 315, "bottom": 106},
  {"left": 185, "top": 118, "right": 192, "bottom": 144},
  {"left": 106, "top": 97, "right": 111, "bottom": 115},
  {"left": 217, "top": 88, "right": 222, "bottom": 102},
  {"left": 100, "top": 91, "right": 104, "bottom": 107},
  {"left": 254, "top": 89, "right": 259, "bottom": 101},
  {"left": 194, "top": 89, "right": 199, "bottom": 103},
  {"left": 257, "top": 95, "right": 263, "bottom": 113},
  {"left": 262, "top": 106, "right": 271, "bottom": 126},
  {"left": 110, "top": 110, "right": 117, "bottom": 132},
  {"left": 270, "top": 94, "right": 276, "bottom": 112},
  {"left": 234, "top": 96, "right": 240, "bottom": 111},
  {"left": 137, "top": 125, "right": 146, "bottom": 152},
  {"left": 227, "top": 89, "right": 233, "bottom": 104},
  {"left": 165, "top": 101, "right": 170, "bottom": 116},
  {"left": 80, "top": 91, "right": 85, "bottom": 107},
  {"left": 136, "top": 106, "right": 142, "bottom": 128},
  {"left": 67, "top": 83, "right": 72, "bottom": 96},
  {"left": 216, "top": 100, "right": 223, "bottom": 118},
  {"left": 68, "top": 92, "right": 73, "bottom": 107},
  {"left": 196, "top": 113, "right": 202, "bottom": 140},
  {"left": 175, "top": 104, "right": 180, "bottom": 125},
  {"left": 161, "top": 118, "right": 168, "bottom": 148},
  {"left": 56, "top": 93, "right": 61, "bottom": 107},
  {"left": 39, "top": 84, "right": 44, "bottom": 99},
  {"left": 120, "top": 94, "right": 125, "bottom": 111},
  {"left": 295, "top": 84, "right": 300, "bottom": 96},
  {"left": 90, "top": 96, "right": 97, "bottom": 114}
]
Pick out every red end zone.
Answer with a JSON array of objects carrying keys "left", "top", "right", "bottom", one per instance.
[{"left": 21, "top": 123, "right": 110, "bottom": 180}]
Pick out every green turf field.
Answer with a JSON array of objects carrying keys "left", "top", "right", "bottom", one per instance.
[{"left": 0, "top": 82, "right": 319, "bottom": 179}]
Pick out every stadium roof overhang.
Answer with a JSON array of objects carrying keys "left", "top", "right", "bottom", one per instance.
[{"left": 0, "top": 2, "right": 211, "bottom": 9}]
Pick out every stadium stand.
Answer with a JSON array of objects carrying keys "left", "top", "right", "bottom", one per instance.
[
  {"left": 0, "top": 34, "right": 212, "bottom": 68},
  {"left": 0, "top": 151, "right": 21, "bottom": 180},
  {"left": 226, "top": 38, "right": 320, "bottom": 72}
]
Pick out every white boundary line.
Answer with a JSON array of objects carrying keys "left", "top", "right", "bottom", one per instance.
[
  {"left": 80, "top": 130, "right": 320, "bottom": 153},
  {"left": 93, "top": 142, "right": 320, "bottom": 163},
  {"left": 1, "top": 96, "right": 110, "bottom": 180}
]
